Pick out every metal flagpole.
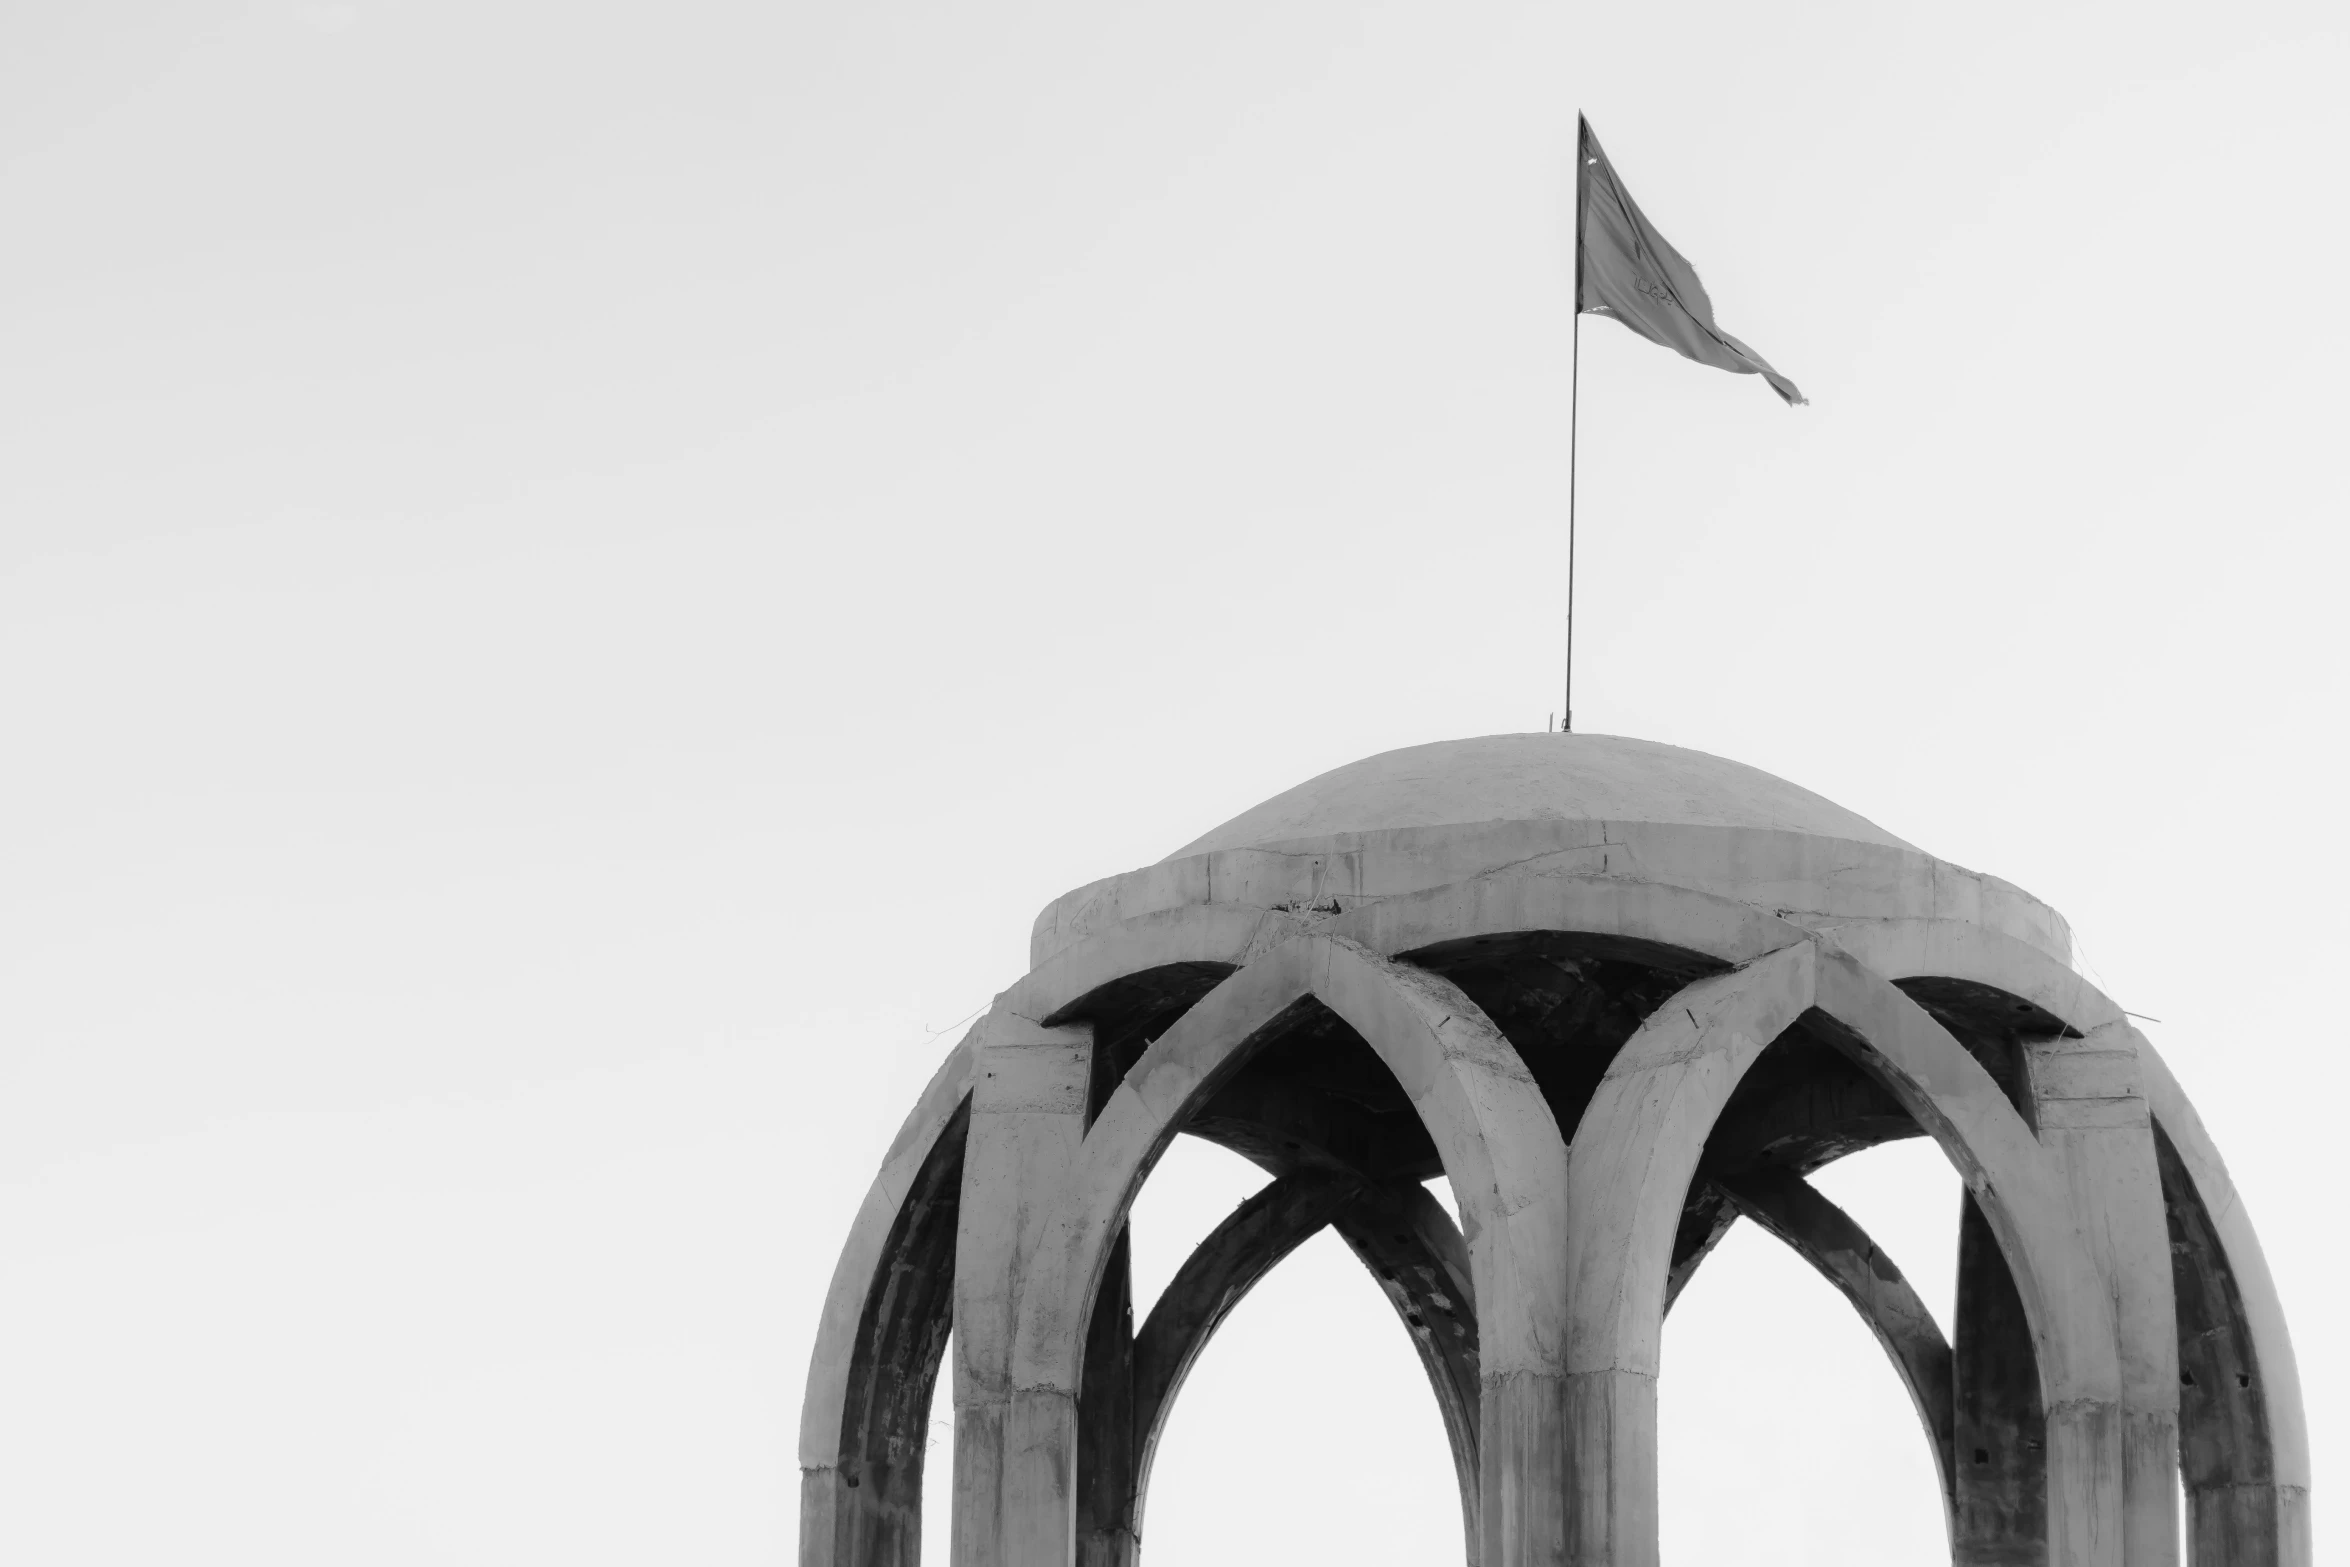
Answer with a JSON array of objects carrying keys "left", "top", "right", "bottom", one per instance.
[
  {"left": 1564, "top": 309, "right": 1579, "bottom": 733},
  {"left": 1563, "top": 119, "right": 1584, "bottom": 734}
]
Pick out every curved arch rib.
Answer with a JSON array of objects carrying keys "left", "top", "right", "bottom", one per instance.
[
  {"left": 1000, "top": 934, "right": 1569, "bottom": 1567},
  {"left": 1560, "top": 939, "right": 2127, "bottom": 1567},
  {"left": 1113, "top": 1158, "right": 1964, "bottom": 1567},
  {"left": 798, "top": 1030, "right": 979, "bottom": 1567},
  {"left": 907, "top": 876, "right": 2271, "bottom": 1567},
  {"left": 1834, "top": 915, "right": 2304, "bottom": 1567},
  {"left": 1815, "top": 944, "right": 2129, "bottom": 1567}
]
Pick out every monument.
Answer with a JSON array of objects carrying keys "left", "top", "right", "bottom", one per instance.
[{"left": 800, "top": 733, "right": 2307, "bottom": 1566}]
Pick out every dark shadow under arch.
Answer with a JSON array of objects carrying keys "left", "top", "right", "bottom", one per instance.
[{"left": 822, "top": 1097, "right": 968, "bottom": 1567}]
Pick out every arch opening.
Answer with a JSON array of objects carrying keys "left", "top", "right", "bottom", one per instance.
[
  {"left": 1660, "top": 1173, "right": 1955, "bottom": 1566},
  {"left": 920, "top": 1332, "right": 954, "bottom": 1559},
  {"left": 1132, "top": 1223, "right": 1468, "bottom": 1566},
  {"left": 1658, "top": 1029, "right": 1969, "bottom": 1553},
  {"left": 1662, "top": 1010, "right": 2060, "bottom": 1567},
  {"left": 1666, "top": 1011, "right": 1932, "bottom": 1305},
  {"left": 1062, "top": 991, "right": 1499, "bottom": 1564}
]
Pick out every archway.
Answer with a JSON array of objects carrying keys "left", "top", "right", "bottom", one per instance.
[
  {"left": 1124, "top": 1137, "right": 1462, "bottom": 1564},
  {"left": 1660, "top": 1138, "right": 1960, "bottom": 1564}
]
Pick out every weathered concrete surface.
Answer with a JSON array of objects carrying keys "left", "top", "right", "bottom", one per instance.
[
  {"left": 796, "top": 732, "right": 2305, "bottom": 1567},
  {"left": 1558, "top": 946, "right": 1818, "bottom": 1567},
  {"left": 1005, "top": 935, "right": 1571, "bottom": 1567},
  {"left": 1172, "top": 734, "right": 1917, "bottom": 857},
  {"left": 800, "top": 1033, "right": 978, "bottom": 1567},
  {"left": 2141, "top": 1050, "right": 2312, "bottom": 1566},
  {"left": 1810, "top": 945, "right": 2132, "bottom": 1567},
  {"left": 950, "top": 1013, "right": 1092, "bottom": 1567},
  {"left": 2028, "top": 1024, "right": 2181, "bottom": 1566},
  {"left": 1036, "top": 735, "right": 2072, "bottom": 969}
]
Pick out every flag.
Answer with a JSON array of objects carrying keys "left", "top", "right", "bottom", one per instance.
[{"left": 1577, "top": 116, "right": 1805, "bottom": 406}]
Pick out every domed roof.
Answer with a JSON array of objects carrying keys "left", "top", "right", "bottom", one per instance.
[{"left": 1167, "top": 732, "right": 1913, "bottom": 859}]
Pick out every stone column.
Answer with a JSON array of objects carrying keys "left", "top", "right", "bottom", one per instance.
[
  {"left": 2028, "top": 1024, "right": 2180, "bottom": 1567},
  {"left": 951, "top": 1012, "right": 1093, "bottom": 1567}
]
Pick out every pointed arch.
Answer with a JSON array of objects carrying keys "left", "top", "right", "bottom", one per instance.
[
  {"left": 799, "top": 1029, "right": 979, "bottom": 1567},
  {"left": 1108, "top": 1174, "right": 1483, "bottom": 1559},
  {"left": 1557, "top": 938, "right": 2129, "bottom": 1567},
  {"left": 1001, "top": 934, "right": 1570, "bottom": 1567},
  {"left": 801, "top": 906, "right": 1283, "bottom": 1567},
  {"left": 1831, "top": 917, "right": 2309, "bottom": 1567},
  {"left": 1709, "top": 1165, "right": 1957, "bottom": 1520},
  {"left": 811, "top": 871, "right": 2298, "bottom": 1567}
]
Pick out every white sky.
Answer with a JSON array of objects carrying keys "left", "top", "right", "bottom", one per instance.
[{"left": 2, "top": 2, "right": 2343, "bottom": 1563}]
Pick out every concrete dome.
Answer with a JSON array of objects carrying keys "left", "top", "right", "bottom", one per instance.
[
  {"left": 1168, "top": 732, "right": 1913, "bottom": 860},
  {"left": 1036, "top": 729, "right": 2065, "bottom": 979}
]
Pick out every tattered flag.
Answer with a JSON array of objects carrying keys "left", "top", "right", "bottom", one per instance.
[{"left": 1578, "top": 117, "right": 1805, "bottom": 406}]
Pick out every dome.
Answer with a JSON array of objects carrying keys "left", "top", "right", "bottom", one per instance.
[
  {"left": 1034, "top": 729, "right": 2065, "bottom": 973},
  {"left": 1168, "top": 732, "right": 1913, "bottom": 860}
]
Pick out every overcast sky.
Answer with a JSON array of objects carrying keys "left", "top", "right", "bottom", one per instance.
[{"left": 3, "top": 2, "right": 2344, "bottom": 1563}]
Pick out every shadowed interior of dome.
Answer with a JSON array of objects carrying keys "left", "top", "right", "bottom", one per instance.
[
  {"left": 1167, "top": 732, "right": 1914, "bottom": 860},
  {"left": 1047, "top": 926, "right": 2031, "bottom": 1194},
  {"left": 1037, "top": 923, "right": 2043, "bottom": 1384}
]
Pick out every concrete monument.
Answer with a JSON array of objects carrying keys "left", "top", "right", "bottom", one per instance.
[{"left": 801, "top": 734, "right": 2307, "bottom": 1566}]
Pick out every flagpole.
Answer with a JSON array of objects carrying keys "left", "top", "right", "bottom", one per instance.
[
  {"left": 1564, "top": 116, "right": 1584, "bottom": 734},
  {"left": 1564, "top": 311, "right": 1578, "bottom": 733}
]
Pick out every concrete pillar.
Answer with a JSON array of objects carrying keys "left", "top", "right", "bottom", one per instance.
[
  {"left": 1559, "top": 1368, "right": 1654, "bottom": 1567},
  {"left": 1560, "top": 946, "right": 1817, "bottom": 1567},
  {"left": 2027, "top": 1025, "right": 2180, "bottom": 1567},
  {"left": 951, "top": 1013, "right": 1093, "bottom": 1567}
]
